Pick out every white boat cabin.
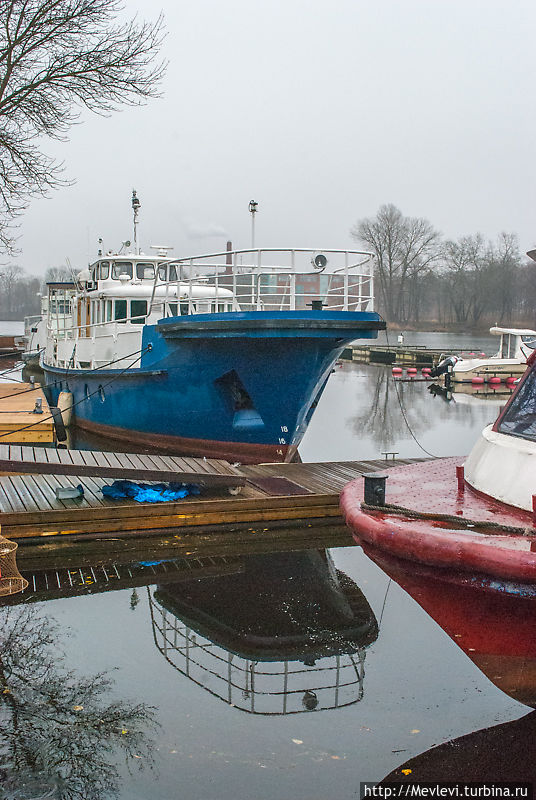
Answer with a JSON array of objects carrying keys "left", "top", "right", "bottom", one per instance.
[
  {"left": 489, "top": 326, "right": 536, "bottom": 362},
  {"left": 43, "top": 253, "right": 236, "bottom": 370}
]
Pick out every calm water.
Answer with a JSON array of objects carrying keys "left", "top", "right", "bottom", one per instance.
[{"left": 0, "top": 331, "right": 533, "bottom": 797}]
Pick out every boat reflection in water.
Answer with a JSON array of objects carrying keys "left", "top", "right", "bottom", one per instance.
[
  {"left": 370, "top": 547, "right": 536, "bottom": 782},
  {"left": 148, "top": 550, "right": 378, "bottom": 715}
]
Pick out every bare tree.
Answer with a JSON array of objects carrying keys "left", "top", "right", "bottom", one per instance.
[
  {"left": 485, "top": 232, "right": 521, "bottom": 323},
  {"left": 441, "top": 232, "right": 521, "bottom": 327},
  {"left": 0, "top": 261, "right": 21, "bottom": 307},
  {"left": 351, "top": 204, "right": 441, "bottom": 323},
  {"left": 441, "top": 234, "right": 486, "bottom": 326},
  {"left": 44, "top": 264, "right": 74, "bottom": 283},
  {"left": 0, "top": 0, "right": 167, "bottom": 251}
]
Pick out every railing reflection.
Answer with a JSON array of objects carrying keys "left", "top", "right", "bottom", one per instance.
[{"left": 148, "top": 550, "right": 378, "bottom": 715}]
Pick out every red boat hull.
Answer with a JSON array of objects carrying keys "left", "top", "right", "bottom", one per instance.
[{"left": 340, "top": 458, "right": 536, "bottom": 585}]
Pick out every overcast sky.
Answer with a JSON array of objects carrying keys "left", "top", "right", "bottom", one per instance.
[{"left": 15, "top": 0, "right": 536, "bottom": 274}]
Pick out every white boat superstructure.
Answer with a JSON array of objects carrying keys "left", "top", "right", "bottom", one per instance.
[
  {"left": 464, "top": 349, "right": 536, "bottom": 511},
  {"left": 42, "top": 247, "right": 375, "bottom": 371}
]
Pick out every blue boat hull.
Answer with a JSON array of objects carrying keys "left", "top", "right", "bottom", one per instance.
[{"left": 42, "top": 310, "right": 384, "bottom": 462}]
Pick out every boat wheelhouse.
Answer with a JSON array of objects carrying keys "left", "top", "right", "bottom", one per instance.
[{"left": 41, "top": 227, "right": 385, "bottom": 462}]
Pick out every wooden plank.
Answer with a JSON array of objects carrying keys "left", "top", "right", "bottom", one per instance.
[
  {"left": 179, "top": 456, "right": 212, "bottom": 474},
  {"left": 44, "top": 448, "right": 61, "bottom": 464},
  {"left": 72, "top": 475, "right": 107, "bottom": 506},
  {"left": 134, "top": 454, "right": 165, "bottom": 472},
  {"left": 0, "top": 478, "right": 15, "bottom": 512},
  {"left": 8, "top": 475, "right": 41, "bottom": 512},
  {"left": 91, "top": 451, "right": 115, "bottom": 468},
  {"left": 0, "top": 486, "right": 340, "bottom": 526},
  {"left": 56, "top": 449, "right": 75, "bottom": 466},
  {"left": 156, "top": 454, "right": 189, "bottom": 472},
  {"left": 140, "top": 453, "right": 175, "bottom": 472},
  {"left": 36, "top": 474, "right": 70, "bottom": 509},
  {"left": 29, "top": 447, "right": 48, "bottom": 464},
  {"left": 8, "top": 445, "right": 22, "bottom": 462},
  {"left": 40, "top": 474, "right": 93, "bottom": 510},
  {"left": 65, "top": 449, "right": 88, "bottom": 468},
  {"left": 23, "top": 474, "right": 57, "bottom": 511},
  {"left": 122, "top": 452, "right": 152, "bottom": 471},
  {"left": 0, "top": 454, "right": 246, "bottom": 488},
  {"left": 2, "top": 503, "right": 343, "bottom": 539},
  {"left": 93, "top": 451, "right": 122, "bottom": 470},
  {"left": 3, "top": 476, "right": 31, "bottom": 512},
  {"left": 0, "top": 428, "right": 54, "bottom": 444},
  {"left": 20, "top": 445, "right": 36, "bottom": 462},
  {"left": 78, "top": 450, "right": 100, "bottom": 468},
  {"left": 1, "top": 476, "right": 37, "bottom": 512}
]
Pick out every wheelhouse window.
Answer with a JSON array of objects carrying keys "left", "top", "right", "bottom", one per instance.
[
  {"left": 157, "top": 264, "right": 178, "bottom": 281},
  {"left": 522, "top": 335, "right": 536, "bottom": 350},
  {"left": 180, "top": 302, "right": 189, "bottom": 316},
  {"left": 131, "top": 300, "right": 147, "bottom": 323},
  {"left": 49, "top": 298, "right": 70, "bottom": 314},
  {"left": 498, "top": 369, "right": 536, "bottom": 442},
  {"left": 136, "top": 262, "right": 155, "bottom": 280},
  {"left": 100, "top": 261, "right": 110, "bottom": 280},
  {"left": 112, "top": 262, "right": 133, "bottom": 279},
  {"left": 167, "top": 302, "right": 178, "bottom": 317},
  {"left": 114, "top": 299, "right": 128, "bottom": 323},
  {"left": 501, "top": 335, "right": 509, "bottom": 358}
]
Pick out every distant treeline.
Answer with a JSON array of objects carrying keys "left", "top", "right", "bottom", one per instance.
[
  {"left": 0, "top": 266, "right": 71, "bottom": 320},
  {"left": 352, "top": 204, "right": 536, "bottom": 330}
]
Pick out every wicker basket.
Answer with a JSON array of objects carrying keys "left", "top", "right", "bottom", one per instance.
[{"left": 0, "top": 535, "right": 28, "bottom": 595}]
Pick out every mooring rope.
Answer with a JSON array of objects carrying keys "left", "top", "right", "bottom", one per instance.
[
  {"left": 360, "top": 501, "right": 534, "bottom": 537},
  {"left": 0, "top": 346, "right": 150, "bottom": 403}
]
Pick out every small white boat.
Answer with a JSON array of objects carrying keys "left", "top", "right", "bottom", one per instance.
[{"left": 431, "top": 325, "right": 536, "bottom": 384}]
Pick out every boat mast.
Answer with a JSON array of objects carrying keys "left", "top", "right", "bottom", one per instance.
[{"left": 132, "top": 189, "right": 141, "bottom": 255}]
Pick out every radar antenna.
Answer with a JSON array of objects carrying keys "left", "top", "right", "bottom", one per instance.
[{"left": 132, "top": 189, "right": 141, "bottom": 255}]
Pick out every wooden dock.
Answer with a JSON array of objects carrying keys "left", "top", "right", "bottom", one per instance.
[
  {"left": 0, "top": 445, "right": 422, "bottom": 543},
  {"left": 344, "top": 344, "right": 452, "bottom": 367},
  {"left": 0, "top": 382, "right": 55, "bottom": 443}
]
